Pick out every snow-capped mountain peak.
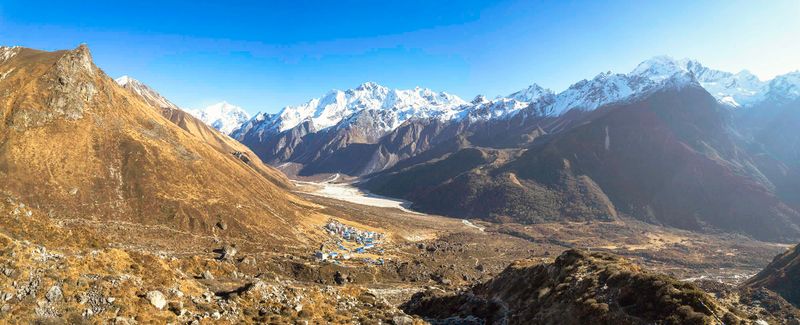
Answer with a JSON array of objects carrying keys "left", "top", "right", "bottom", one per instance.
[
  {"left": 507, "top": 84, "right": 550, "bottom": 102},
  {"left": 188, "top": 101, "right": 251, "bottom": 135},
  {"left": 765, "top": 71, "right": 800, "bottom": 103},
  {"left": 627, "top": 56, "right": 774, "bottom": 107},
  {"left": 630, "top": 55, "right": 693, "bottom": 82},
  {"left": 548, "top": 71, "right": 654, "bottom": 115},
  {"left": 471, "top": 95, "right": 489, "bottom": 104},
  {"left": 115, "top": 75, "right": 134, "bottom": 86}
]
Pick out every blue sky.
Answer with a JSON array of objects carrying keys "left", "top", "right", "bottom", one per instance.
[{"left": 1, "top": 0, "right": 798, "bottom": 114}]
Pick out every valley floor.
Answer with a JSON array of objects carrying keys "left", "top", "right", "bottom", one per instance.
[{"left": 293, "top": 177, "right": 789, "bottom": 285}]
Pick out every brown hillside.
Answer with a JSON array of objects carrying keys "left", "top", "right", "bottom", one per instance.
[
  {"left": 117, "top": 81, "right": 293, "bottom": 189},
  {"left": 0, "top": 45, "right": 317, "bottom": 244}
]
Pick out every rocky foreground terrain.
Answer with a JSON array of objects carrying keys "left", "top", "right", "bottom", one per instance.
[{"left": 2, "top": 186, "right": 799, "bottom": 324}]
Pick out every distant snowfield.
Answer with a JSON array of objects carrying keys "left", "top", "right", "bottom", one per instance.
[{"left": 294, "top": 175, "right": 421, "bottom": 214}]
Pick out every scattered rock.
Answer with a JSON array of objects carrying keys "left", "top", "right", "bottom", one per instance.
[
  {"left": 241, "top": 256, "right": 256, "bottom": 266},
  {"left": 334, "top": 271, "right": 347, "bottom": 285},
  {"left": 170, "top": 288, "right": 184, "bottom": 298},
  {"left": 112, "top": 316, "right": 137, "bottom": 325},
  {"left": 168, "top": 301, "right": 184, "bottom": 316},
  {"left": 45, "top": 285, "right": 63, "bottom": 303},
  {"left": 216, "top": 220, "right": 227, "bottom": 231},
  {"left": 220, "top": 245, "right": 237, "bottom": 261},
  {"left": 202, "top": 270, "right": 215, "bottom": 280},
  {"left": 146, "top": 290, "right": 167, "bottom": 310},
  {"left": 392, "top": 315, "right": 414, "bottom": 325}
]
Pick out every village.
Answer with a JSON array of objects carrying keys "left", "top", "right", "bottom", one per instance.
[{"left": 314, "top": 219, "right": 388, "bottom": 266}]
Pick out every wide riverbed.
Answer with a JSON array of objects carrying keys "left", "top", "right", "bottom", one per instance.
[{"left": 293, "top": 175, "right": 419, "bottom": 213}]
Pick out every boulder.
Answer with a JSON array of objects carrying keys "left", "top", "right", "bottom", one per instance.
[{"left": 146, "top": 290, "right": 167, "bottom": 310}]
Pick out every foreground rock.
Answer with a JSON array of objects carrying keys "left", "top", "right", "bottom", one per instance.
[{"left": 403, "top": 250, "right": 784, "bottom": 324}]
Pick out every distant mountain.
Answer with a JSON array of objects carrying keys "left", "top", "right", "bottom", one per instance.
[
  {"left": 232, "top": 82, "right": 466, "bottom": 139},
  {"left": 189, "top": 101, "right": 250, "bottom": 135},
  {"left": 226, "top": 55, "right": 800, "bottom": 241},
  {"left": 365, "top": 80, "right": 800, "bottom": 241},
  {"left": 232, "top": 56, "right": 800, "bottom": 177},
  {"left": 113, "top": 77, "right": 252, "bottom": 136}
]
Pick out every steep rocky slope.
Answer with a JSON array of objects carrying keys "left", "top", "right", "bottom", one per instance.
[
  {"left": 403, "top": 249, "right": 773, "bottom": 324},
  {"left": 116, "top": 75, "right": 291, "bottom": 189},
  {"left": 745, "top": 243, "right": 800, "bottom": 307},
  {"left": 0, "top": 45, "right": 314, "bottom": 244}
]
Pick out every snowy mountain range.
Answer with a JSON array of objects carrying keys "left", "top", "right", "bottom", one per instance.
[
  {"left": 118, "top": 56, "right": 800, "bottom": 144},
  {"left": 233, "top": 56, "right": 799, "bottom": 144},
  {"left": 232, "top": 82, "right": 466, "bottom": 140},
  {"left": 187, "top": 101, "right": 250, "bottom": 135}
]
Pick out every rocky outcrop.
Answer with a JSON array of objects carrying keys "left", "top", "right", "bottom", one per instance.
[
  {"left": 745, "top": 243, "right": 800, "bottom": 307},
  {"left": 7, "top": 45, "right": 99, "bottom": 129},
  {"left": 404, "top": 250, "right": 759, "bottom": 324}
]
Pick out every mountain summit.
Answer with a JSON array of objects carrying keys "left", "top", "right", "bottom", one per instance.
[{"left": 188, "top": 101, "right": 251, "bottom": 135}]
